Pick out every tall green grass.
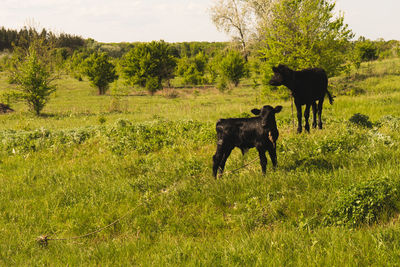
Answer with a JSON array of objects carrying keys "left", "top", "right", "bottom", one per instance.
[{"left": 1, "top": 59, "right": 400, "bottom": 265}]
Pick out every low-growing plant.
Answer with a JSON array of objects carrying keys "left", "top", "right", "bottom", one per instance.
[
  {"left": 325, "top": 178, "right": 400, "bottom": 227},
  {"left": 349, "top": 113, "right": 373, "bottom": 128}
]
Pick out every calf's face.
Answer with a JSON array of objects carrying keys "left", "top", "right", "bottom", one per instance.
[
  {"left": 251, "top": 105, "right": 282, "bottom": 121},
  {"left": 251, "top": 105, "right": 282, "bottom": 145}
]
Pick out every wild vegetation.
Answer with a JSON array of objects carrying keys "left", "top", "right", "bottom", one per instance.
[
  {"left": 1, "top": 0, "right": 400, "bottom": 265},
  {"left": 1, "top": 55, "right": 400, "bottom": 265}
]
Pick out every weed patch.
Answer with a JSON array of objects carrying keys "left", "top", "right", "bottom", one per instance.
[{"left": 325, "top": 178, "right": 400, "bottom": 227}]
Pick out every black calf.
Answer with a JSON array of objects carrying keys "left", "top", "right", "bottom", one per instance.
[{"left": 212, "top": 105, "right": 282, "bottom": 177}]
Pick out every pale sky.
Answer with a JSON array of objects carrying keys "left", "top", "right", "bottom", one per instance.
[{"left": 0, "top": 0, "right": 399, "bottom": 43}]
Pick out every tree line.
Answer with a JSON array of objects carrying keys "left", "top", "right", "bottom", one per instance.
[{"left": 0, "top": 26, "right": 85, "bottom": 53}]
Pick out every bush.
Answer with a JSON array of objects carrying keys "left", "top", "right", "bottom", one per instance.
[
  {"left": 349, "top": 113, "right": 373, "bottom": 128},
  {"left": 355, "top": 39, "right": 378, "bottom": 62},
  {"left": 219, "top": 50, "right": 247, "bottom": 87},
  {"left": 325, "top": 178, "right": 400, "bottom": 227}
]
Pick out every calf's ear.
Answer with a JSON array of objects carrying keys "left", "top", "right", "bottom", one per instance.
[
  {"left": 274, "top": 105, "right": 283, "bottom": 113},
  {"left": 251, "top": 108, "right": 261, "bottom": 115},
  {"left": 272, "top": 66, "right": 278, "bottom": 72}
]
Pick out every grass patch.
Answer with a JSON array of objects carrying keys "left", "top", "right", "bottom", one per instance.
[{"left": 1, "top": 58, "right": 400, "bottom": 265}]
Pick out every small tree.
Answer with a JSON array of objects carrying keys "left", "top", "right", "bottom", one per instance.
[
  {"left": 219, "top": 50, "right": 247, "bottom": 87},
  {"left": 259, "top": 0, "right": 354, "bottom": 77},
  {"left": 176, "top": 52, "right": 208, "bottom": 86},
  {"left": 120, "top": 40, "right": 176, "bottom": 95},
  {"left": 83, "top": 52, "right": 118, "bottom": 95},
  {"left": 10, "top": 38, "right": 57, "bottom": 115},
  {"left": 355, "top": 38, "right": 378, "bottom": 62}
]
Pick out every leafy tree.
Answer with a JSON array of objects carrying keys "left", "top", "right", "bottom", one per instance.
[
  {"left": 120, "top": 40, "right": 176, "bottom": 94},
  {"left": 67, "top": 50, "right": 91, "bottom": 80},
  {"left": 83, "top": 52, "right": 118, "bottom": 95},
  {"left": 176, "top": 52, "right": 208, "bottom": 86},
  {"left": 219, "top": 50, "right": 247, "bottom": 87},
  {"left": 355, "top": 38, "right": 378, "bottom": 62},
  {"left": 9, "top": 38, "right": 57, "bottom": 115},
  {"left": 259, "top": 0, "right": 354, "bottom": 78}
]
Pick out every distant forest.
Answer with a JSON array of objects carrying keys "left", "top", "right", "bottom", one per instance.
[
  {"left": 0, "top": 26, "right": 228, "bottom": 59},
  {"left": 0, "top": 27, "right": 85, "bottom": 52}
]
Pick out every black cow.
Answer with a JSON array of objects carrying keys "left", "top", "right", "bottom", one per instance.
[
  {"left": 269, "top": 65, "right": 334, "bottom": 133},
  {"left": 212, "top": 105, "right": 282, "bottom": 177}
]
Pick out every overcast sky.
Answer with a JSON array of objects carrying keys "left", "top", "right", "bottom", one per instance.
[{"left": 0, "top": 0, "right": 399, "bottom": 43}]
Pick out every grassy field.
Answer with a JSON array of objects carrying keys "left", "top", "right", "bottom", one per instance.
[{"left": 1, "top": 58, "right": 400, "bottom": 265}]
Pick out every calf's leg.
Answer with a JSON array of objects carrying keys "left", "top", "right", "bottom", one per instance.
[
  {"left": 304, "top": 104, "right": 311, "bottom": 132},
  {"left": 212, "top": 144, "right": 224, "bottom": 177},
  {"left": 267, "top": 147, "right": 277, "bottom": 169},
  {"left": 218, "top": 147, "right": 233, "bottom": 175},
  {"left": 257, "top": 147, "right": 268, "bottom": 174}
]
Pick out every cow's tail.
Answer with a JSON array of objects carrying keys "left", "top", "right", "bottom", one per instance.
[{"left": 326, "top": 90, "right": 334, "bottom": 105}]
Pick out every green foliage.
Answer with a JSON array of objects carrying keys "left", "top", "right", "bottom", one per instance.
[
  {"left": 2, "top": 57, "right": 400, "bottom": 265},
  {"left": 8, "top": 39, "right": 57, "bottom": 115},
  {"left": 67, "top": 50, "right": 91, "bottom": 80},
  {"left": 176, "top": 53, "right": 207, "bottom": 86},
  {"left": 120, "top": 40, "right": 177, "bottom": 94},
  {"left": 219, "top": 50, "right": 247, "bottom": 87},
  {"left": 106, "top": 119, "right": 214, "bottom": 155},
  {"left": 325, "top": 178, "right": 400, "bottom": 227},
  {"left": 0, "top": 26, "right": 85, "bottom": 53},
  {"left": 82, "top": 52, "right": 118, "bottom": 95},
  {"left": 353, "top": 39, "right": 379, "bottom": 67},
  {"left": 145, "top": 76, "right": 160, "bottom": 95},
  {"left": 260, "top": 0, "right": 353, "bottom": 78},
  {"left": 0, "top": 119, "right": 214, "bottom": 156},
  {"left": 0, "top": 127, "right": 97, "bottom": 154}
]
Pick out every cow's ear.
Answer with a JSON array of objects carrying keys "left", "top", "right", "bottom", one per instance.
[
  {"left": 251, "top": 108, "right": 261, "bottom": 115},
  {"left": 274, "top": 105, "right": 282, "bottom": 113},
  {"left": 272, "top": 66, "right": 278, "bottom": 72}
]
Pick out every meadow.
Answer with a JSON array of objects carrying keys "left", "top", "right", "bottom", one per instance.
[{"left": 1, "top": 58, "right": 400, "bottom": 265}]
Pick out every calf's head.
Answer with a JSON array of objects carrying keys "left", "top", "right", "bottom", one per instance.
[
  {"left": 251, "top": 105, "right": 282, "bottom": 121},
  {"left": 269, "top": 64, "right": 292, "bottom": 86},
  {"left": 251, "top": 105, "right": 282, "bottom": 145},
  {"left": 252, "top": 105, "right": 282, "bottom": 152}
]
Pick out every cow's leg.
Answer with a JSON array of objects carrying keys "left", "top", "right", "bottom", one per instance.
[
  {"left": 257, "top": 147, "right": 268, "bottom": 175},
  {"left": 219, "top": 146, "right": 233, "bottom": 175},
  {"left": 317, "top": 99, "right": 324, "bottom": 129},
  {"left": 296, "top": 103, "right": 303, "bottom": 133},
  {"left": 304, "top": 104, "right": 311, "bottom": 132},
  {"left": 267, "top": 146, "right": 277, "bottom": 169},
  {"left": 312, "top": 102, "right": 318, "bottom": 128},
  {"left": 212, "top": 144, "right": 225, "bottom": 178}
]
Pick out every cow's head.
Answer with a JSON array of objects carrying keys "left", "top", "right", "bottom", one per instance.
[{"left": 269, "top": 64, "right": 292, "bottom": 86}]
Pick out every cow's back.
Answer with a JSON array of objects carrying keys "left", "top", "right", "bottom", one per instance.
[{"left": 293, "top": 68, "right": 327, "bottom": 104}]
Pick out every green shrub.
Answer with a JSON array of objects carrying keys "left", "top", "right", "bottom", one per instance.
[
  {"left": 349, "top": 113, "right": 373, "bottom": 128},
  {"left": 325, "top": 178, "right": 400, "bottom": 227}
]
